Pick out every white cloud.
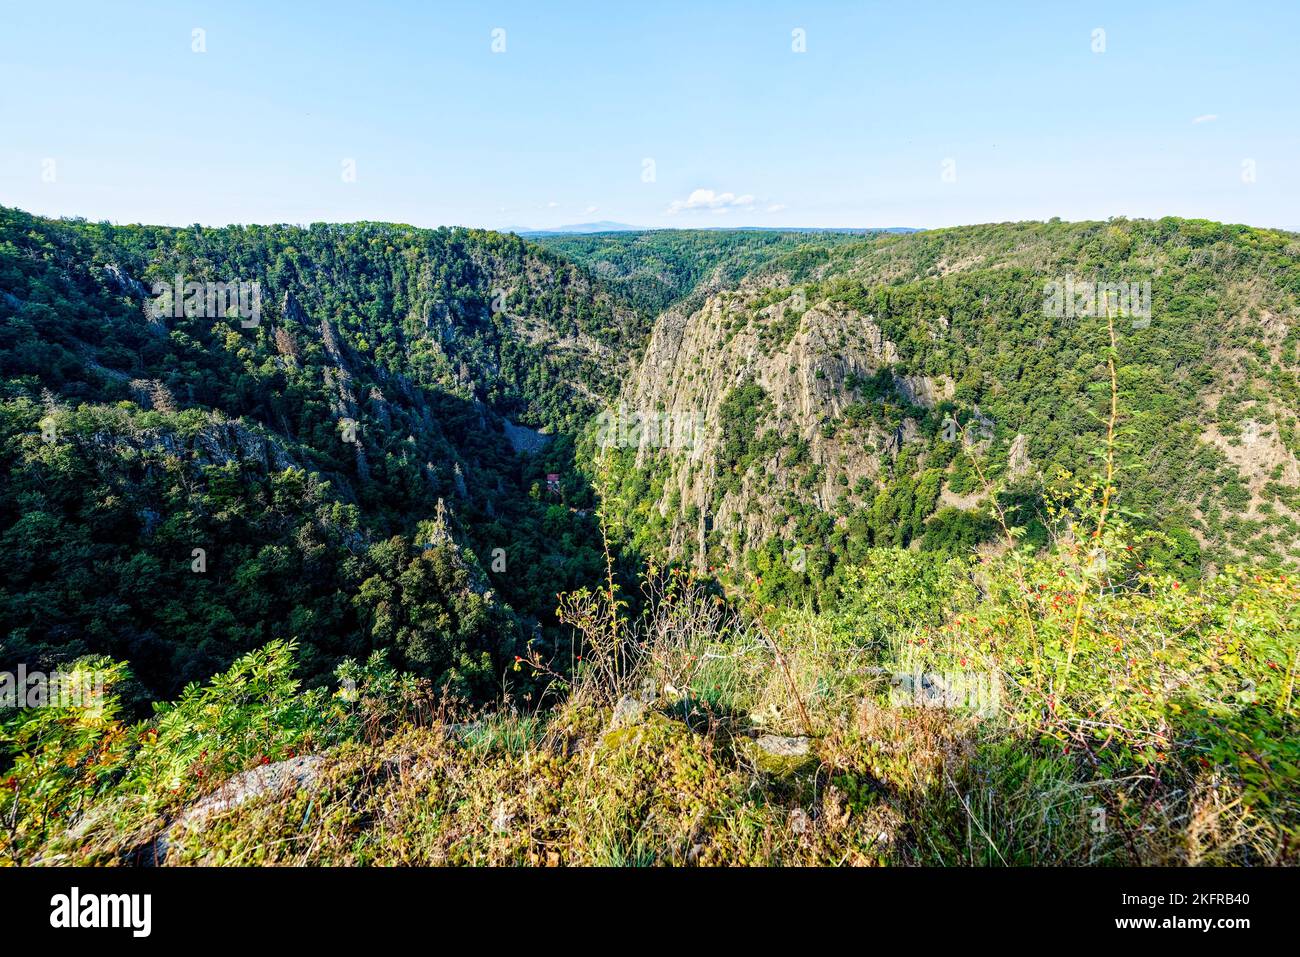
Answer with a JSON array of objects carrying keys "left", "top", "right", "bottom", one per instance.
[
  {"left": 1192, "top": 114, "right": 1218, "bottom": 124},
  {"left": 765, "top": 203, "right": 787, "bottom": 213},
  {"left": 546, "top": 200, "right": 560, "bottom": 208},
  {"left": 586, "top": 205, "right": 598, "bottom": 214},
  {"left": 667, "top": 188, "right": 757, "bottom": 214}
]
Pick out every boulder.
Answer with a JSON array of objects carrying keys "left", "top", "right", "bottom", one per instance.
[
  {"left": 741, "top": 734, "right": 818, "bottom": 776},
  {"left": 141, "top": 754, "right": 324, "bottom": 864},
  {"left": 177, "top": 754, "right": 324, "bottom": 830},
  {"left": 608, "top": 692, "right": 652, "bottom": 732}
]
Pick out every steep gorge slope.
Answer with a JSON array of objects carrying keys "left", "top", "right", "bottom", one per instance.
[
  {"left": 598, "top": 218, "right": 1300, "bottom": 597},
  {"left": 6, "top": 209, "right": 1299, "bottom": 703},
  {"left": 5, "top": 213, "right": 1300, "bottom": 869},
  {"left": 0, "top": 207, "right": 643, "bottom": 702}
]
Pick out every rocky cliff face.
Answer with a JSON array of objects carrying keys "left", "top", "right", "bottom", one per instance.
[
  {"left": 602, "top": 220, "right": 1300, "bottom": 573},
  {"left": 618, "top": 283, "right": 955, "bottom": 568}
]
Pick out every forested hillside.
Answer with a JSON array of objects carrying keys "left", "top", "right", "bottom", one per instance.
[
  {"left": 532, "top": 228, "right": 871, "bottom": 317},
  {"left": 2, "top": 209, "right": 1297, "bottom": 868},
  {"left": 0, "top": 206, "right": 644, "bottom": 704},
  {"left": 597, "top": 218, "right": 1300, "bottom": 610}
]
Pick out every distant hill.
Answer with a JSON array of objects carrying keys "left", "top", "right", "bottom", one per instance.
[
  {"left": 678, "top": 225, "right": 921, "bottom": 234},
  {"left": 514, "top": 223, "right": 920, "bottom": 237},
  {"left": 530, "top": 228, "right": 881, "bottom": 316},
  {"left": 513, "top": 221, "right": 643, "bottom": 236}
]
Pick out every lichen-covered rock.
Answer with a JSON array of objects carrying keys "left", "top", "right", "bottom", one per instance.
[
  {"left": 599, "top": 705, "right": 675, "bottom": 753},
  {"left": 739, "top": 734, "right": 818, "bottom": 777},
  {"left": 608, "top": 692, "right": 653, "bottom": 733},
  {"left": 143, "top": 754, "right": 325, "bottom": 864},
  {"left": 179, "top": 754, "right": 325, "bottom": 830}
]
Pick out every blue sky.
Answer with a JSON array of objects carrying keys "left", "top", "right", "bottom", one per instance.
[{"left": 2, "top": 0, "right": 1297, "bottom": 231}]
